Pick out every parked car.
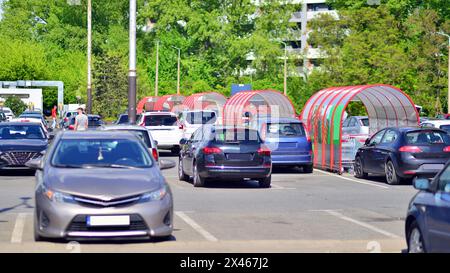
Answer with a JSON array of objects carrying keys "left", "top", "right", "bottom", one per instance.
[
  {"left": 342, "top": 116, "right": 369, "bottom": 135},
  {"left": 178, "top": 126, "right": 272, "bottom": 188},
  {"left": 11, "top": 117, "right": 50, "bottom": 135},
  {"left": 115, "top": 113, "right": 142, "bottom": 125},
  {"left": 68, "top": 114, "right": 105, "bottom": 130},
  {"left": 26, "top": 130, "right": 175, "bottom": 241},
  {"left": 354, "top": 127, "right": 450, "bottom": 185},
  {"left": 179, "top": 110, "right": 217, "bottom": 140},
  {"left": 18, "top": 113, "right": 49, "bottom": 129},
  {"left": 256, "top": 117, "right": 313, "bottom": 173},
  {"left": 0, "top": 107, "right": 15, "bottom": 121},
  {"left": 405, "top": 161, "right": 450, "bottom": 253},
  {"left": 101, "top": 125, "right": 159, "bottom": 164},
  {"left": 421, "top": 119, "right": 450, "bottom": 134},
  {"left": 61, "top": 111, "right": 78, "bottom": 129},
  {"left": 0, "top": 122, "right": 49, "bottom": 169},
  {"left": 138, "top": 112, "right": 183, "bottom": 154}
]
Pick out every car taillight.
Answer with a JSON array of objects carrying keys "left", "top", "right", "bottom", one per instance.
[
  {"left": 302, "top": 124, "right": 311, "bottom": 142},
  {"left": 444, "top": 146, "right": 450, "bottom": 152},
  {"left": 203, "top": 147, "right": 222, "bottom": 154},
  {"left": 68, "top": 125, "right": 74, "bottom": 130},
  {"left": 178, "top": 123, "right": 184, "bottom": 130},
  {"left": 257, "top": 147, "right": 271, "bottom": 156},
  {"left": 152, "top": 148, "right": 159, "bottom": 161},
  {"left": 399, "top": 146, "right": 422, "bottom": 153}
]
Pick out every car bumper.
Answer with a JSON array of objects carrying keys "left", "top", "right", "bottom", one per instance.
[
  {"left": 199, "top": 165, "right": 272, "bottom": 179},
  {"left": 271, "top": 154, "right": 312, "bottom": 166},
  {"left": 35, "top": 193, "right": 173, "bottom": 239},
  {"left": 396, "top": 156, "right": 449, "bottom": 178}
]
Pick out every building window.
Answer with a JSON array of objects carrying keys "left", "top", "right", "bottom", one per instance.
[{"left": 307, "top": 3, "right": 330, "bottom": 12}]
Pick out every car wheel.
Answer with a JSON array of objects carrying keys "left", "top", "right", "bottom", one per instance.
[
  {"left": 354, "top": 156, "right": 368, "bottom": 179},
  {"left": 303, "top": 165, "right": 313, "bottom": 173},
  {"left": 193, "top": 164, "right": 206, "bottom": 187},
  {"left": 258, "top": 175, "right": 272, "bottom": 188},
  {"left": 408, "top": 222, "right": 426, "bottom": 253},
  {"left": 178, "top": 157, "right": 189, "bottom": 182},
  {"left": 34, "top": 214, "right": 44, "bottom": 242},
  {"left": 385, "top": 160, "right": 401, "bottom": 185}
]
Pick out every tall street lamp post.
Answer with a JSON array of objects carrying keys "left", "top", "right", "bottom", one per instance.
[
  {"left": 87, "top": 0, "right": 92, "bottom": 114},
  {"left": 437, "top": 31, "right": 450, "bottom": 114},
  {"left": 172, "top": 46, "right": 181, "bottom": 95},
  {"left": 128, "top": 0, "right": 137, "bottom": 124},
  {"left": 154, "top": 41, "right": 159, "bottom": 97}
]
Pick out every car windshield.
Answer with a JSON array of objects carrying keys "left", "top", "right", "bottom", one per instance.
[
  {"left": 0, "top": 125, "right": 46, "bottom": 139},
  {"left": 185, "top": 112, "right": 216, "bottom": 125},
  {"left": 265, "top": 123, "right": 305, "bottom": 138},
  {"left": 19, "top": 114, "right": 42, "bottom": 119},
  {"left": 144, "top": 115, "right": 178, "bottom": 126},
  {"left": 213, "top": 128, "right": 262, "bottom": 144},
  {"left": 51, "top": 139, "right": 152, "bottom": 168},
  {"left": 88, "top": 117, "right": 103, "bottom": 127},
  {"left": 440, "top": 125, "right": 450, "bottom": 133},
  {"left": 406, "top": 130, "right": 450, "bottom": 145},
  {"left": 360, "top": 118, "right": 369, "bottom": 126},
  {"left": 109, "top": 129, "right": 151, "bottom": 148},
  {"left": 117, "top": 114, "right": 141, "bottom": 124}
]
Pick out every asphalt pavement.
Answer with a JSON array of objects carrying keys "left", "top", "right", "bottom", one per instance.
[{"left": 0, "top": 151, "right": 418, "bottom": 253}]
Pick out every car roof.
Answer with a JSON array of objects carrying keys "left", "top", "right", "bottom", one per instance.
[
  {"left": 60, "top": 130, "right": 137, "bottom": 140},
  {"left": 0, "top": 122, "right": 42, "bottom": 126},
  {"left": 387, "top": 126, "right": 446, "bottom": 133},
  {"left": 142, "top": 111, "right": 176, "bottom": 116},
  {"left": 102, "top": 125, "right": 147, "bottom": 131},
  {"left": 422, "top": 120, "right": 450, "bottom": 126}
]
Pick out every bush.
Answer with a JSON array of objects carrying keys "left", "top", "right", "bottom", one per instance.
[{"left": 4, "top": 96, "right": 27, "bottom": 116}]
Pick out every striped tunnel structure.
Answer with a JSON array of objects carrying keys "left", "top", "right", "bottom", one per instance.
[
  {"left": 153, "top": 94, "right": 185, "bottom": 112},
  {"left": 300, "top": 84, "right": 420, "bottom": 172},
  {"left": 223, "top": 90, "right": 296, "bottom": 126},
  {"left": 182, "top": 92, "right": 227, "bottom": 121},
  {"left": 137, "top": 96, "right": 159, "bottom": 114}
]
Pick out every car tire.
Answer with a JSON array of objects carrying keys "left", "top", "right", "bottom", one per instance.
[
  {"left": 408, "top": 221, "right": 426, "bottom": 253},
  {"left": 178, "top": 157, "right": 189, "bottom": 182},
  {"left": 354, "top": 156, "right": 368, "bottom": 179},
  {"left": 193, "top": 163, "right": 206, "bottom": 187},
  {"left": 34, "top": 215, "right": 44, "bottom": 242},
  {"left": 385, "top": 160, "right": 401, "bottom": 185},
  {"left": 303, "top": 165, "right": 313, "bottom": 173},
  {"left": 258, "top": 175, "right": 272, "bottom": 188}
]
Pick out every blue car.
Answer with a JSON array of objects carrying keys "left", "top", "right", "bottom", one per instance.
[
  {"left": 256, "top": 117, "right": 313, "bottom": 173},
  {"left": 406, "top": 161, "right": 450, "bottom": 253}
]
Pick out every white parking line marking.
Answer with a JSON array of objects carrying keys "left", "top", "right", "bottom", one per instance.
[
  {"left": 175, "top": 211, "right": 219, "bottom": 242},
  {"left": 11, "top": 213, "right": 27, "bottom": 244},
  {"left": 314, "top": 169, "right": 389, "bottom": 189},
  {"left": 321, "top": 210, "right": 400, "bottom": 239}
]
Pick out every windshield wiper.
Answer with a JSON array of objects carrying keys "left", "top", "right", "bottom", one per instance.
[
  {"left": 54, "top": 164, "right": 83, "bottom": 168},
  {"left": 80, "top": 164, "right": 137, "bottom": 169}
]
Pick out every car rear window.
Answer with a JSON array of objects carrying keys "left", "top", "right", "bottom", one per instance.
[
  {"left": 440, "top": 125, "right": 450, "bottom": 133},
  {"left": 117, "top": 114, "right": 141, "bottom": 124},
  {"left": 144, "top": 115, "right": 178, "bottom": 126},
  {"left": 360, "top": 118, "right": 369, "bottom": 126},
  {"left": 89, "top": 117, "right": 103, "bottom": 126},
  {"left": 213, "top": 128, "right": 262, "bottom": 144},
  {"left": 406, "top": 130, "right": 450, "bottom": 145},
  {"left": 265, "top": 123, "right": 305, "bottom": 138},
  {"left": 185, "top": 112, "right": 216, "bottom": 125}
]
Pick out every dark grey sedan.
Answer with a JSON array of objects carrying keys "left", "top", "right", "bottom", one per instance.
[{"left": 27, "top": 131, "right": 175, "bottom": 241}]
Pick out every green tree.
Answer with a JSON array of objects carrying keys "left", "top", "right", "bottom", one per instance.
[{"left": 4, "top": 96, "right": 27, "bottom": 116}]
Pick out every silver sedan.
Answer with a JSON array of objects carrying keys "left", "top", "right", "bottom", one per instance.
[{"left": 27, "top": 131, "right": 175, "bottom": 241}]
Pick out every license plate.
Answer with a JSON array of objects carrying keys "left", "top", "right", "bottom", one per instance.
[
  {"left": 226, "top": 154, "right": 252, "bottom": 160},
  {"left": 86, "top": 215, "right": 130, "bottom": 226}
]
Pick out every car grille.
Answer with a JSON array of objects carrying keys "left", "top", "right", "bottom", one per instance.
[
  {"left": 73, "top": 195, "right": 141, "bottom": 208},
  {"left": 0, "top": 151, "right": 41, "bottom": 166},
  {"left": 67, "top": 214, "right": 148, "bottom": 232}
]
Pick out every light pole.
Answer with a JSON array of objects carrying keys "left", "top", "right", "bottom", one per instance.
[
  {"left": 154, "top": 41, "right": 159, "bottom": 97},
  {"left": 87, "top": 0, "right": 92, "bottom": 114},
  {"left": 437, "top": 31, "right": 450, "bottom": 114},
  {"left": 128, "top": 0, "right": 137, "bottom": 124},
  {"left": 278, "top": 41, "right": 288, "bottom": 96},
  {"left": 172, "top": 46, "right": 181, "bottom": 95}
]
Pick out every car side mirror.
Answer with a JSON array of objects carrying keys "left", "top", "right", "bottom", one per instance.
[
  {"left": 159, "top": 159, "right": 175, "bottom": 170},
  {"left": 413, "top": 178, "right": 431, "bottom": 191},
  {"left": 179, "top": 138, "right": 188, "bottom": 145},
  {"left": 48, "top": 134, "right": 55, "bottom": 141},
  {"left": 26, "top": 158, "right": 42, "bottom": 170}
]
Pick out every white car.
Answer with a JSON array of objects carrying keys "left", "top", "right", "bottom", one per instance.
[
  {"left": 421, "top": 119, "right": 450, "bottom": 134},
  {"left": 10, "top": 117, "right": 49, "bottom": 136},
  {"left": 138, "top": 112, "right": 183, "bottom": 153},
  {"left": 1, "top": 107, "right": 15, "bottom": 121},
  {"left": 179, "top": 110, "right": 217, "bottom": 139}
]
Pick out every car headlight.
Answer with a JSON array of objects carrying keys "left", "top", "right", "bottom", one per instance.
[
  {"left": 39, "top": 184, "right": 75, "bottom": 203},
  {"left": 139, "top": 185, "right": 169, "bottom": 202}
]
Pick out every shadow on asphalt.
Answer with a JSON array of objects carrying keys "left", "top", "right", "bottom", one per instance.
[
  {"left": 0, "top": 197, "right": 34, "bottom": 214},
  {"left": 0, "top": 169, "right": 36, "bottom": 176},
  {"left": 43, "top": 235, "right": 177, "bottom": 245},
  {"left": 355, "top": 175, "right": 414, "bottom": 187}
]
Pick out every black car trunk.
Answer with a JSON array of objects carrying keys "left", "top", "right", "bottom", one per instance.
[{"left": 212, "top": 143, "right": 263, "bottom": 167}]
